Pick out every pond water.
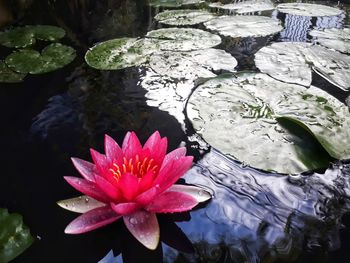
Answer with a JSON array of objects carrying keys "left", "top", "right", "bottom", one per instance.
[{"left": 1, "top": 0, "right": 350, "bottom": 262}]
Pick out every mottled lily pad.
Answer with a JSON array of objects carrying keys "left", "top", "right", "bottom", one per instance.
[
  {"left": 146, "top": 27, "right": 221, "bottom": 51},
  {"left": 0, "top": 208, "right": 34, "bottom": 262},
  {"left": 0, "top": 25, "right": 65, "bottom": 48},
  {"left": 276, "top": 3, "right": 343, "bottom": 17},
  {"left": 209, "top": 0, "right": 274, "bottom": 14},
  {"left": 85, "top": 38, "right": 149, "bottom": 70},
  {"left": 310, "top": 28, "right": 350, "bottom": 54},
  {"left": 5, "top": 43, "right": 76, "bottom": 74},
  {"left": 204, "top": 16, "right": 282, "bottom": 38},
  {"left": 149, "top": 0, "right": 204, "bottom": 7},
  {"left": 187, "top": 73, "right": 350, "bottom": 174},
  {"left": 149, "top": 48, "right": 237, "bottom": 79},
  {"left": 0, "top": 60, "right": 26, "bottom": 83},
  {"left": 254, "top": 42, "right": 350, "bottom": 90},
  {"left": 154, "top": 9, "right": 216, "bottom": 26}
]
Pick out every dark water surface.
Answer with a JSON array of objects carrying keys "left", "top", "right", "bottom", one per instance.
[{"left": 1, "top": 0, "right": 350, "bottom": 262}]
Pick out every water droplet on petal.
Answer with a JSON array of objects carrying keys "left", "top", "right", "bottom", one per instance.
[{"left": 129, "top": 217, "right": 138, "bottom": 224}]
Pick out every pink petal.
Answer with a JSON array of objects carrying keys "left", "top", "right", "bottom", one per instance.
[
  {"left": 104, "top": 134, "right": 123, "bottom": 162},
  {"left": 64, "top": 176, "right": 110, "bottom": 203},
  {"left": 135, "top": 185, "right": 159, "bottom": 205},
  {"left": 95, "top": 175, "right": 121, "bottom": 201},
  {"left": 146, "top": 191, "right": 198, "bottom": 213},
  {"left": 122, "top": 132, "right": 142, "bottom": 159},
  {"left": 143, "top": 131, "right": 161, "bottom": 151},
  {"left": 111, "top": 202, "right": 140, "bottom": 215},
  {"left": 155, "top": 156, "right": 193, "bottom": 192},
  {"left": 168, "top": 184, "right": 212, "bottom": 203},
  {"left": 64, "top": 206, "right": 121, "bottom": 234},
  {"left": 160, "top": 147, "right": 187, "bottom": 170},
  {"left": 57, "top": 195, "right": 105, "bottom": 213},
  {"left": 90, "top": 148, "right": 109, "bottom": 172},
  {"left": 118, "top": 173, "right": 139, "bottom": 200},
  {"left": 123, "top": 210, "right": 160, "bottom": 250},
  {"left": 138, "top": 170, "right": 157, "bottom": 193},
  {"left": 71, "top": 158, "right": 96, "bottom": 182}
]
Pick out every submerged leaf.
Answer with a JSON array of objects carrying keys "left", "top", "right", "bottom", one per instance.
[
  {"left": 5, "top": 43, "right": 76, "bottom": 74},
  {"left": 204, "top": 15, "right": 282, "bottom": 38},
  {"left": 0, "top": 25, "right": 65, "bottom": 48},
  {"left": 0, "top": 208, "right": 34, "bottom": 262},
  {"left": 254, "top": 42, "right": 350, "bottom": 90},
  {"left": 187, "top": 73, "right": 350, "bottom": 174},
  {"left": 0, "top": 60, "right": 26, "bottom": 83},
  {"left": 154, "top": 9, "right": 215, "bottom": 26},
  {"left": 310, "top": 28, "right": 350, "bottom": 54},
  {"left": 276, "top": 3, "right": 343, "bottom": 17}
]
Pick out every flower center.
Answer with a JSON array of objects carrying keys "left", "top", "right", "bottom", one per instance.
[{"left": 108, "top": 154, "right": 158, "bottom": 181}]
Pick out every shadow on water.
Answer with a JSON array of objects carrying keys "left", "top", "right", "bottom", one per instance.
[{"left": 1, "top": 0, "right": 350, "bottom": 262}]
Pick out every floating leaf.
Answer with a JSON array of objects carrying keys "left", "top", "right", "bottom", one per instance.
[
  {"left": 149, "top": 48, "right": 237, "bottom": 79},
  {"left": 57, "top": 195, "right": 106, "bottom": 213},
  {"left": 276, "top": 3, "right": 343, "bottom": 17},
  {"left": 149, "top": 0, "right": 204, "bottom": 7},
  {"left": 310, "top": 28, "right": 350, "bottom": 54},
  {"left": 5, "top": 43, "right": 76, "bottom": 74},
  {"left": 204, "top": 15, "right": 282, "bottom": 38},
  {"left": 0, "top": 60, "right": 26, "bottom": 83},
  {"left": 146, "top": 27, "right": 221, "bottom": 51},
  {"left": 209, "top": 0, "right": 274, "bottom": 14},
  {"left": 0, "top": 25, "right": 65, "bottom": 48},
  {"left": 254, "top": 42, "right": 350, "bottom": 90},
  {"left": 85, "top": 38, "right": 149, "bottom": 70},
  {"left": 0, "top": 208, "right": 34, "bottom": 262},
  {"left": 154, "top": 9, "right": 215, "bottom": 26},
  {"left": 187, "top": 73, "right": 350, "bottom": 174}
]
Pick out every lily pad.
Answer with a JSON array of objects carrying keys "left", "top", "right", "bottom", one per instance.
[
  {"left": 0, "top": 208, "right": 34, "bottom": 262},
  {"left": 254, "top": 42, "right": 350, "bottom": 90},
  {"left": 276, "top": 3, "right": 343, "bottom": 17},
  {"left": 187, "top": 73, "right": 350, "bottom": 174},
  {"left": 310, "top": 28, "right": 350, "bottom": 54},
  {"left": 149, "top": 0, "right": 204, "bottom": 7},
  {"left": 204, "top": 15, "right": 283, "bottom": 38},
  {"left": 154, "top": 9, "right": 216, "bottom": 26},
  {"left": 209, "top": 0, "right": 274, "bottom": 14},
  {"left": 149, "top": 48, "right": 237, "bottom": 79},
  {"left": 0, "top": 60, "right": 26, "bottom": 83},
  {"left": 0, "top": 25, "right": 65, "bottom": 48},
  {"left": 146, "top": 27, "right": 221, "bottom": 51},
  {"left": 5, "top": 43, "right": 76, "bottom": 74},
  {"left": 85, "top": 38, "right": 149, "bottom": 70}
]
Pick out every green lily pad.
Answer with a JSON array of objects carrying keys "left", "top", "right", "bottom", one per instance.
[
  {"left": 0, "top": 60, "right": 26, "bottom": 83},
  {"left": 5, "top": 43, "right": 76, "bottom": 74},
  {"left": 187, "top": 73, "right": 350, "bottom": 174},
  {"left": 85, "top": 38, "right": 149, "bottom": 70},
  {"left": 204, "top": 15, "right": 282, "bottom": 38},
  {"left": 0, "top": 208, "right": 34, "bottom": 262},
  {"left": 310, "top": 28, "right": 350, "bottom": 54},
  {"left": 254, "top": 42, "right": 350, "bottom": 91},
  {"left": 149, "top": 0, "right": 204, "bottom": 7},
  {"left": 0, "top": 25, "right": 65, "bottom": 48},
  {"left": 154, "top": 9, "right": 216, "bottom": 26},
  {"left": 209, "top": 0, "right": 274, "bottom": 14},
  {"left": 149, "top": 48, "right": 237, "bottom": 79},
  {"left": 276, "top": 3, "right": 343, "bottom": 17},
  {"left": 146, "top": 28, "right": 221, "bottom": 51}
]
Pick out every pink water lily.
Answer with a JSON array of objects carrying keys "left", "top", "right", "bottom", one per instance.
[{"left": 58, "top": 131, "right": 211, "bottom": 249}]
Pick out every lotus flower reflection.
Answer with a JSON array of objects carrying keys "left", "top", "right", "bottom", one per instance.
[{"left": 58, "top": 131, "right": 211, "bottom": 249}]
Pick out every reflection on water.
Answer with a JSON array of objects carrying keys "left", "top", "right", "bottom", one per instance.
[{"left": 1, "top": 0, "right": 350, "bottom": 262}]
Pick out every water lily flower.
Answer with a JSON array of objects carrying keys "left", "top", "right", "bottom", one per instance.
[{"left": 58, "top": 131, "right": 211, "bottom": 250}]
